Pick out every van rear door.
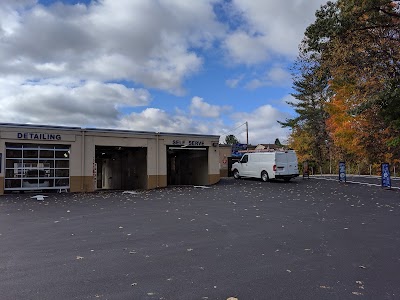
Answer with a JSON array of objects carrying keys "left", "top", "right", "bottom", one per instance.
[
  {"left": 275, "top": 152, "right": 287, "bottom": 175},
  {"left": 275, "top": 152, "right": 299, "bottom": 176},
  {"left": 286, "top": 151, "right": 299, "bottom": 175}
]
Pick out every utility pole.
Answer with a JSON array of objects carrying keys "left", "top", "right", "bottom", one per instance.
[{"left": 246, "top": 121, "right": 249, "bottom": 149}]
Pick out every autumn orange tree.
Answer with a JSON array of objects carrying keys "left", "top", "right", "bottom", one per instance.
[
  {"left": 282, "top": 0, "right": 400, "bottom": 169},
  {"left": 327, "top": 0, "right": 400, "bottom": 163}
]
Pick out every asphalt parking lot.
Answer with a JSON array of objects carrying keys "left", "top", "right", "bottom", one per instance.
[
  {"left": 315, "top": 174, "right": 400, "bottom": 189},
  {"left": 1, "top": 177, "right": 400, "bottom": 300}
]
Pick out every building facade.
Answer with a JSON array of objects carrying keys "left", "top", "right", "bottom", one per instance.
[
  {"left": 219, "top": 145, "right": 232, "bottom": 177},
  {"left": 0, "top": 124, "right": 220, "bottom": 194}
]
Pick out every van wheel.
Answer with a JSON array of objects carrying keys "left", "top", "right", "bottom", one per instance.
[
  {"left": 261, "top": 171, "right": 269, "bottom": 182},
  {"left": 233, "top": 169, "right": 240, "bottom": 179}
]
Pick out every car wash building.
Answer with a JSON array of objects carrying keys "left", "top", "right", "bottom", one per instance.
[{"left": 0, "top": 123, "right": 220, "bottom": 195}]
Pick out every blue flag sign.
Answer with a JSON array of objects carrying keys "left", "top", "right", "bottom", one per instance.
[
  {"left": 381, "top": 163, "right": 391, "bottom": 188},
  {"left": 339, "top": 161, "right": 346, "bottom": 182},
  {"left": 231, "top": 143, "right": 247, "bottom": 158},
  {"left": 0, "top": 153, "right": 2, "bottom": 173}
]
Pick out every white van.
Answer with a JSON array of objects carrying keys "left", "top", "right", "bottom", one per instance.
[{"left": 231, "top": 150, "right": 299, "bottom": 182}]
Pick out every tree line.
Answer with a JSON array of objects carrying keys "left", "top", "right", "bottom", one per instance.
[{"left": 280, "top": 0, "right": 400, "bottom": 171}]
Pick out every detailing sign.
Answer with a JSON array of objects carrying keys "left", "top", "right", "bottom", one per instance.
[
  {"left": 381, "top": 163, "right": 391, "bottom": 189},
  {"left": 17, "top": 132, "right": 62, "bottom": 141},
  {"left": 339, "top": 161, "right": 346, "bottom": 182},
  {"left": 1, "top": 131, "right": 75, "bottom": 142}
]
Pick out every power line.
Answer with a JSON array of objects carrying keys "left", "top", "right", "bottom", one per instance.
[
  {"left": 220, "top": 122, "right": 247, "bottom": 135},
  {"left": 219, "top": 122, "right": 248, "bottom": 142}
]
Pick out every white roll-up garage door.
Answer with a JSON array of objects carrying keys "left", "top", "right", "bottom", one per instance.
[{"left": 4, "top": 143, "right": 70, "bottom": 192}]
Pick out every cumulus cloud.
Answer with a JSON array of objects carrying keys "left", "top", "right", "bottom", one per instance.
[
  {"left": 190, "top": 96, "right": 231, "bottom": 118},
  {"left": 113, "top": 102, "right": 291, "bottom": 144},
  {"left": 0, "top": 0, "right": 224, "bottom": 94},
  {"left": 223, "top": 0, "right": 326, "bottom": 64},
  {"left": 0, "top": 79, "right": 151, "bottom": 127},
  {"left": 226, "top": 75, "right": 244, "bottom": 88},
  {"left": 231, "top": 104, "right": 290, "bottom": 145},
  {"left": 223, "top": 31, "right": 269, "bottom": 65},
  {"left": 117, "top": 108, "right": 223, "bottom": 135},
  {"left": 245, "top": 66, "right": 291, "bottom": 89}
]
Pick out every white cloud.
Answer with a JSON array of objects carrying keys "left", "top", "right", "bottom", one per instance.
[
  {"left": 0, "top": 78, "right": 151, "bottom": 127},
  {"left": 245, "top": 66, "right": 291, "bottom": 89},
  {"left": 266, "top": 66, "right": 291, "bottom": 84},
  {"left": 117, "top": 107, "right": 224, "bottom": 135},
  {"left": 226, "top": 75, "right": 244, "bottom": 88},
  {"left": 231, "top": 104, "right": 290, "bottom": 145},
  {"left": 107, "top": 101, "right": 290, "bottom": 143},
  {"left": 223, "top": 31, "right": 269, "bottom": 65},
  {"left": 0, "top": 0, "right": 224, "bottom": 94},
  {"left": 190, "top": 96, "right": 231, "bottom": 118},
  {"left": 281, "top": 94, "right": 298, "bottom": 106},
  {"left": 223, "top": 0, "right": 327, "bottom": 64}
]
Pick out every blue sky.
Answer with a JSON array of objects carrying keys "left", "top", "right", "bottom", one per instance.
[{"left": 0, "top": 0, "right": 327, "bottom": 144}]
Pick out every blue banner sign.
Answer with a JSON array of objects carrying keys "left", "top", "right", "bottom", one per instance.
[
  {"left": 231, "top": 143, "right": 247, "bottom": 158},
  {"left": 339, "top": 161, "right": 346, "bottom": 182},
  {"left": 0, "top": 153, "right": 2, "bottom": 173},
  {"left": 381, "top": 163, "right": 391, "bottom": 188}
]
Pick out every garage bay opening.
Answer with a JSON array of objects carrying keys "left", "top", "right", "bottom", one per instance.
[
  {"left": 167, "top": 146, "right": 208, "bottom": 186},
  {"left": 95, "top": 146, "right": 147, "bottom": 190}
]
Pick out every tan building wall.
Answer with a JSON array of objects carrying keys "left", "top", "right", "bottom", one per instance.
[
  {"left": 70, "top": 176, "right": 95, "bottom": 193},
  {"left": 208, "top": 145, "right": 220, "bottom": 176},
  {"left": 209, "top": 174, "right": 220, "bottom": 185},
  {"left": 219, "top": 145, "right": 232, "bottom": 177},
  {"left": 220, "top": 169, "right": 229, "bottom": 177},
  {"left": 147, "top": 175, "right": 167, "bottom": 189},
  {"left": 0, "top": 124, "right": 220, "bottom": 194},
  {"left": 147, "top": 137, "right": 167, "bottom": 185}
]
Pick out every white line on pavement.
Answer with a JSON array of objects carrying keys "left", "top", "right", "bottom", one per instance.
[{"left": 313, "top": 177, "right": 400, "bottom": 190}]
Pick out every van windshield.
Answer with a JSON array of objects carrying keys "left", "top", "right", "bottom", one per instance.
[{"left": 240, "top": 155, "right": 248, "bottom": 163}]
